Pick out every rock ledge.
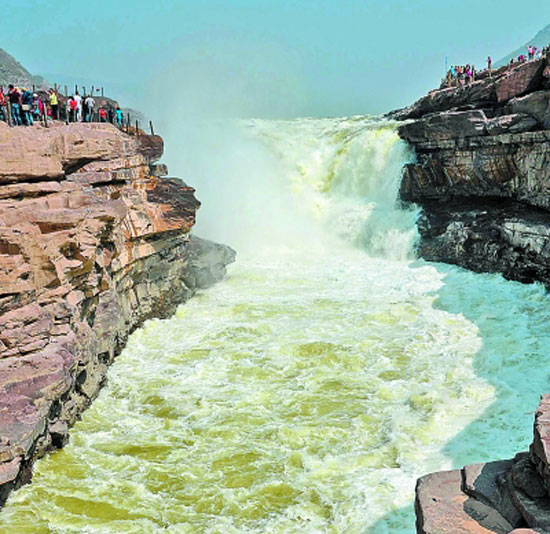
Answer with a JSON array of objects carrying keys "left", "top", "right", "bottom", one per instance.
[{"left": 0, "top": 122, "right": 235, "bottom": 505}]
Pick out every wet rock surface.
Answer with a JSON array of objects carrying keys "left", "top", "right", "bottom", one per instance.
[{"left": 0, "top": 122, "right": 235, "bottom": 506}]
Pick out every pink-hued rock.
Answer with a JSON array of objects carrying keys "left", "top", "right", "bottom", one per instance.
[
  {"left": 495, "top": 58, "right": 546, "bottom": 102},
  {"left": 0, "top": 123, "right": 235, "bottom": 505},
  {"left": 416, "top": 469, "right": 513, "bottom": 534},
  {"left": 415, "top": 397, "right": 550, "bottom": 534},
  {"left": 0, "top": 457, "right": 21, "bottom": 486}
]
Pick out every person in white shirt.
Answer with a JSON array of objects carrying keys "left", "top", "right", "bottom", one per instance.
[
  {"left": 73, "top": 91, "right": 82, "bottom": 122},
  {"left": 84, "top": 96, "right": 95, "bottom": 122}
]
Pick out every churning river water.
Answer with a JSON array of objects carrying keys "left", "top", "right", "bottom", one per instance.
[{"left": 1, "top": 117, "right": 550, "bottom": 534}]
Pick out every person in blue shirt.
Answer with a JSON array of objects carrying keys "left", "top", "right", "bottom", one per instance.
[{"left": 21, "top": 88, "right": 34, "bottom": 126}]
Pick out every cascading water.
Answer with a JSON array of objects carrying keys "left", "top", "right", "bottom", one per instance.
[{"left": 1, "top": 117, "right": 550, "bottom": 534}]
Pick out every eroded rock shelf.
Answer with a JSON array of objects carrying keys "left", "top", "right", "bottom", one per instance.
[{"left": 0, "top": 122, "right": 235, "bottom": 505}]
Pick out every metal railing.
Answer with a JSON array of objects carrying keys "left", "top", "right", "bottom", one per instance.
[{"left": 0, "top": 84, "right": 156, "bottom": 137}]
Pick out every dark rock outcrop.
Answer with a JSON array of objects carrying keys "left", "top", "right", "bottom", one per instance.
[
  {"left": 0, "top": 122, "right": 235, "bottom": 506},
  {"left": 397, "top": 54, "right": 550, "bottom": 288}
]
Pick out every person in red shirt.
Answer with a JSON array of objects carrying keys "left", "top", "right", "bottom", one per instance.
[
  {"left": 98, "top": 107, "right": 107, "bottom": 122},
  {"left": 0, "top": 89, "right": 6, "bottom": 122},
  {"left": 7, "top": 85, "right": 22, "bottom": 126}
]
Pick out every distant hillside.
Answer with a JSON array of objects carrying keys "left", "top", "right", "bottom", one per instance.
[
  {"left": 0, "top": 48, "right": 48, "bottom": 89},
  {"left": 496, "top": 24, "right": 550, "bottom": 67}
]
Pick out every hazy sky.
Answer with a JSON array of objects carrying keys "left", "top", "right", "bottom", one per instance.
[{"left": 4, "top": 1, "right": 550, "bottom": 118}]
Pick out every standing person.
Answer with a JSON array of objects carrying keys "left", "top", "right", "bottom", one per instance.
[
  {"left": 21, "top": 88, "right": 34, "bottom": 126},
  {"left": 32, "top": 94, "right": 41, "bottom": 121},
  {"left": 0, "top": 88, "right": 6, "bottom": 122},
  {"left": 84, "top": 95, "right": 95, "bottom": 122},
  {"left": 487, "top": 56, "right": 493, "bottom": 77},
  {"left": 8, "top": 85, "right": 23, "bottom": 126},
  {"left": 465, "top": 65, "right": 471, "bottom": 85},
  {"left": 73, "top": 91, "right": 82, "bottom": 122},
  {"left": 48, "top": 89, "right": 59, "bottom": 120},
  {"left": 68, "top": 96, "right": 78, "bottom": 122},
  {"left": 115, "top": 106, "right": 122, "bottom": 126},
  {"left": 98, "top": 107, "right": 107, "bottom": 122},
  {"left": 108, "top": 106, "right": 114, "bottom": 123}
]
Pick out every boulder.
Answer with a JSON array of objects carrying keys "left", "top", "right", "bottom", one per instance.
[
  {"left": 512, "top": 455, "right": 548, "bottom": 500},
  {"left": 182, "top": 236, "right": 237, "bottom": 290},
  {"left": 416, "top": 469, "right": 513, "bottom": 534}
]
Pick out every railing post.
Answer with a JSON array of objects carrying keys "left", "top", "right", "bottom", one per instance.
[
  {"left": 149, "top": 121, "right": 155, "bottom": 135},
  {"left": 7, "top": 102, "right": 12, "bottom": 127},
  {"left": 136, "top": 120, "right": 139, "bottom": 138}
]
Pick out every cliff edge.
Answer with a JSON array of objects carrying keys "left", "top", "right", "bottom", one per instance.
[
  {"left": 396, "top": 56, "right": 550, "bottom": 287},
  {"left": 0, "top": 122, "right": 235, "bottom": 505}
]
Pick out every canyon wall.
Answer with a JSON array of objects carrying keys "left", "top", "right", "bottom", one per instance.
[
  {"left": 395, "top": 57, "right": 550, "bottom": 533},
  {"left": 396, "top": 56, "right": 550, "bottom": 287},
  {"left": 0, "top": 122, "right": 235, "bottom": 505}
]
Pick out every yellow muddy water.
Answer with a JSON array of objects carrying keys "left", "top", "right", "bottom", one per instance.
[{"left": 1, "top": 118, "right": 549, "bottom": 534}]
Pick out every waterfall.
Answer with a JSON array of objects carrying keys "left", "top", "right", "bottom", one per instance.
[{"left": 2, "top": 117, "right": 550, "bottom": 534}]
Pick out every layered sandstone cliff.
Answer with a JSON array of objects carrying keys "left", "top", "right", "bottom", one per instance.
[
  {"left": 395, "top": 56, "right": 550, "bottom": 287},
  {"left": 0, "top": 122, "right": 235, "bottom": 505}
]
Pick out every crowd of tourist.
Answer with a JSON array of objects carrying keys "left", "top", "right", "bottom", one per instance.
[
  {"left": 446, "top": 64, "right": 477, "bottom": 86},
  {"left": 445, "top": 44, "right": 550, "bottom": 88},
  {"left": 506, "top": 44, "right": 550, "bottom": 68},
  {"left": 0, "top": 85, "right": 124, "bottom": 127}
]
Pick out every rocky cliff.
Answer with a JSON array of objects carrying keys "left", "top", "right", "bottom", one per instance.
[
  {"left": 0, "top": 122, "right": 235, "bottom": 505},
  {"left": 395, "top": 56, "right": 550, "bottom": 288},
  {"left": 0, "top": 48, "right": 47, "bottom": 89},
  {"left": 394, "top": 54, "right": 550, "bottom": 534}
]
